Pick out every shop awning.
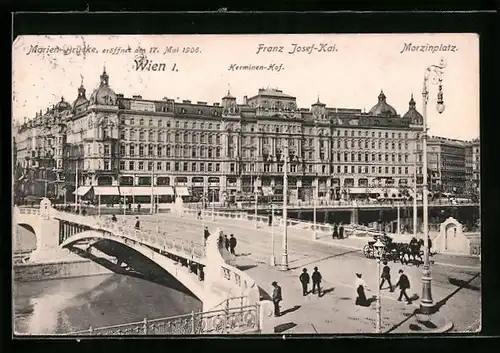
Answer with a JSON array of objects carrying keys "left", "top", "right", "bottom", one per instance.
[
  {"left": 348, "top": 187, "right": 370, "bottom": 194},
  {"left": 74, "top": 186, "right": 92, "bottom": 196},
  {"left": 153, "top": 186, "right": 175, "bottom": 195},
  {"left": 175, "top": 186, "right": 191, "bottom": 196},
  {"left": 119, "top": 186, "right": 153, "bottom": 196},
  {"left": 94, "top": 186, "right": 120, "bottom": 196}
]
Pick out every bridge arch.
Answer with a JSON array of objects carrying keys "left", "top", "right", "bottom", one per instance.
[{"left": 60, "top": 230, "right": 206, "bottom": 302}]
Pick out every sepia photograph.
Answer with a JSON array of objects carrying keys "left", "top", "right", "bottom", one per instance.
[{"left": 12, "top": 33, "right": 480, "bottom": 336}]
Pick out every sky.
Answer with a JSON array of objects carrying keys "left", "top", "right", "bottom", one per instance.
[{"left": 12, "top": 33, "right": 479, "bottom": 141}]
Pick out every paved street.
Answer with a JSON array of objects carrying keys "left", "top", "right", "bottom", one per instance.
[{"left": 110, "top": 212, "right": 481, "bottom": 333}]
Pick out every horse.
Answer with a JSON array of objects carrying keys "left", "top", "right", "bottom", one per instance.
[{"left": 399, "top": 238, "right": 423, "bottom": 266}]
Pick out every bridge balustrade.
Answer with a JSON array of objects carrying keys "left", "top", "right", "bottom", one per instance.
[{"left": 67, "top": 299, "right": 260, "bottom": 335}]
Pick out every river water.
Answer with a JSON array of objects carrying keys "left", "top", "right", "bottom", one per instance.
[{"left": 13, "top": 226, "right": 202, "bottom": 335}]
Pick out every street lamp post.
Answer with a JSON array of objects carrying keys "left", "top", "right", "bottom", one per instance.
[
  {"left": 413, "top": 137, "right": 418, "bottom": 237},
  {"left": 280, "top": 145, "right": 289, "bottom": 271},
  {"left": 420, "top": 58, "right": 446, "bottom": 314},
  {"left": 270, "top": 204, "right": 276, "bottom": 266},
  {"left": 312, "top": 187, "right": 317, "bottom": 240},
  {"left": 396, "top": 202, "right": 400, "bottom": 235},
  {"left": 373, "top": 239, "right": 385, "bottom": 333},
  {"left": 211, "top": 189, "right": 215, "bottom": 222},
  {"left": 254, "top": 191, "right": 258, "bottom": 229}
]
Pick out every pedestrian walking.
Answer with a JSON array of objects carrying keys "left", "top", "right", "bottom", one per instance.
[
  {"left": 271, "top": 281, "right": 282, "bottom": 317},
  {"left": 224, "top": 234, "right": 230, "bottom": 251},
  {"left": 111, "top": 214, "right": 117, "bottom": 222},
  {"left": 299, "top": 268, "right": 310, "bottom": 296},
  {"left": 137, "top": 203, "right": 141, "bottom": 213},
  {"left": 332, "top": 223, "right": 339, "bottom": 239},
  {"left": 395, "top": 269, "right": 411, "bottom": 304},
  {"left": 354, "top": 273, "right": 370, "bottom": 307},
  {"left": 312, "top": 266, "right": 322, "bottom": 296},
  {"left": 197, "top": 210, "right": 202, "bottom": 219},
  {"left": 379, "top": 261, "right": 393, "bottom": 291},
  {"left": 339, "top": 223, "right": 344, "bottom": 239},
  {"left": 229, "top": 234, "right": 237, "bottom": 255},
  {"left": 204, "top": 227, "right": 210, "bottom": 246},
  {"left": 82, "top": 208, "right": 87, "bottom": 216},
  {"left": 134, "top": 216, "right": 140, "bottom": 230},
  {"left": 128, "top": 203, "right": 132, "bottom": 212}
]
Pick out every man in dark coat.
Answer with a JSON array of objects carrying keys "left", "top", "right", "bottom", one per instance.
[
  {"left": 229, "top": 234, "right": 237, "bottom": 255},
  {"left": 271, "top": 281, "right": 282, "bottom": 317},
  {"left": 395, "top": 269, "right": 411, "bottom": 304},
  {"left": 224, "top": 234, "right": 230, "bottom": 251},
  {"left": 134, "top": 217, "right": 140, "bottom": 230},
  {"left": 312, "top": 266, "right": 322, "bottom": 296},
  {"left": 332, "top": 223, "right": 339, "bottom": 239},
  {"left": 379, "top": 261, "right": 393, "bottom": 292},
  {"left": 339, "top": 223, "right": 345, "bottom": 239},
  {"left": 203, "top": 227, "right": 210, "bottom": 245},
  {"left": 137, "top": 203, "right": 141, "bottom": 213},
  {"left": 299, "top": 268, "right": 310, "bottom": 296}
]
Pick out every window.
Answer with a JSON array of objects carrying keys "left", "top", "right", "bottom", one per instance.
[
  {"left": 405, "top": 166, "right": 408, "bottom": 174},
  {"left": 385, "top": 142, "right": 389, "bottom": 149},
  {"left": 392, "top": 167, "right": 396, "bottom": 174},
  {"left": 398, "top": 167, "right": 402, "bottom": 174},
  {"left": 191, "top": 163, "right": 197, "bottom": 172},
  {"left": 372, "top": 166, "right": 375, "bottom": 173},
  {"left": 391, "top": 142, "right": 395, "bottom": 149},
  {"left": 385, "top": 132, "right": 388, "bottom": 138},
  {"left": 378, "top": 166, "right": 382, "bottom": 173},
  {"left": 120, "top": 144, "right": 125, "bottom": 156},
  {"left": 216, "top": 134, "right": 221, "bottom": 144},
  {"left": 149, "top": 119, "right": 153, "bottom": 126},
  {"left": 364, "top": 141, "right": 368, "bottom": 148},
  {"left": 216, "top": 148, "right": 221, "bottom": 158},
  {"left": 130, "top": 118, "right": 135, "bottom": 125},
  {"left": 139, "top": 131, "right": 145, "bottom": 141},
  {"left": 264, "top": 164, "right": 270, "bottom": 172},
  {"left": 183, "top": 162, "right": 188, "bottom": 171},
  {"left": 385, "top": 153, "right": 388, "bottom": 161},
  {"left": 372, "top": 141, "right": 375, "bottom": 149},
  {"left": 158, "top": 132, "right": 163, "bottom": 142},
  {"left": 158, "top": 146, "right": 162, "bottom": 156},
  {"left": 120, "top": 161, "right": 125, "bottom": 170},
  {"left": 139, "top": 145, "right": 144, "bottom": 156},
  {"left": 120, "top": 130, "right": 125, "bottom": 139},
  {"left": 216, "top": 163, "right": 220, "bottom": 172},
  {"left": 337, "top": 166, "right": 341, "bottom": 173},
  {"left": 148, "top": 145, "right": 154, "bottom": 156},
  {"left": 392, "top": 154, "right": 395, "bottom": 162},
  {"left": 230, "top": 163, "right": 235, "bottom": 172},
  {"left": 175, "top": 162, "right": 179, "bottom": 171},
  {"left": 158, "top": 120, "right": 162, "bottom": 127},
  {"left": 139, "top": 161, "right": 144, "bottom": 170},
  {"left": 130, "top": 145, "right": 135, "bottom": 156},
  {"left": 149, "top": 132, "right": 154, "bottom": 141},
  {"left": 175, "top": 121, "right": 180, "bottom": 128},
  {"left": 208, "top": 148, "right": 213, "bottom": 158},
  {"left": 140, "top": 119, "right": 144, "bottom": 126},
  {"left": 148, "top": 162, "right": 153, "bottom": 171},
  {"left": 130, "top": 130, "right": 135, "bottom": 140},
  {"left": 398, "top": 154, "right": 402, "bottom": 162},
  {"left": 200, "top": 163, "right": 205, "bottom": 172},
  {"left": 103, "top": 161, "right": 109, "bottom": 170},
  {"left": 184, "top": 122, "right": 188, "bottom": 129},
  {"left": 344, "top": 166, "right": 348, "bottom": 173},
  {"left": 391, "top": 132, "right": 395, "bottom": 138},
  {"left": 385, "top": 166, "right": 389, "bottom": 174}
]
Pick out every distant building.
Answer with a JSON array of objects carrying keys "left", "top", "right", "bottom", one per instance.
[
  {"left": 465, "top": 138, "right": 480, "bottom": 195},
  {"left": 15, "top": 68, "right": 437, "bottom": 204},
  {"left": 427, "top": 136, "right": 467, "bottom": 194}
]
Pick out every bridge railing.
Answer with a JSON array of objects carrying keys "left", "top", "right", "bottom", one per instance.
[
  {"left": 18, "top": 208, "right": 40, "bottom": 215},
  {"left": 54, "top": 210, "right": 206, "bottom": 261},
  {"left": 66, "top": 303, "right": 260, "bottom": 335}
]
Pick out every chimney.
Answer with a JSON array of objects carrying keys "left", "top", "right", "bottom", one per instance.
[
  {"left": 243, "top": 95, "right": 248, "bottom": 105},
  {"left": 116, "top": 93, "right": 124, "bottom": 98},
  {"left": 162, "top": 97, "right": 168, "bottom": 100},
  {"left": 132, "top": 95, "right": 142, "bottom": 99},
  {"left": 197, "top": 101, "right": 207, "bottom": 105},
  {"left": 214, "top": 102, "right": 220, "bottom": 107}
]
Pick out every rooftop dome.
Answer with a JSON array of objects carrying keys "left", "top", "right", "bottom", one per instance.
[
  {"left": 89, "top": 67, "right": 117, "bottom": 106},
  {"left": 54, "top": 96, "right": 71, "bottom": 111},
  {"left": 403, "top": 94, "right": 423, "bottom": 125},
  {"left": 368, "top": 90, "right": 398, "bottom": 117}
]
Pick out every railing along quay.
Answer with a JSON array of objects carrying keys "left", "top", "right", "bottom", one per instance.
[{"left": 67, "top": 300, "right": 260, "bottom": 335}]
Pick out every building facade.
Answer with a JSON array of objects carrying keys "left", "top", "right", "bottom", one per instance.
[
  {"left": 427, "top": 136, "right": 467, "bottom": 194},
  {"left": 15, "top": 68, "right": 434, "bottom": 204},
  {"left": 465, "top": 138, "right": 480, "bottom": 196}
]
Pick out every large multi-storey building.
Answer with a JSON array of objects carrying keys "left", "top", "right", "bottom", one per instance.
[
  {"left": 465, "top": 138, "right": 480, "bottom": 195},
  {"left": 427, "top": 136, "right": 468, "bottom": 194},
  {"left": 15, "top": 68, "right": 435, "bottom": 204}
]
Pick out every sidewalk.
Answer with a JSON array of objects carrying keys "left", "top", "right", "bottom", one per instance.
[{"left": 236, "top": 256, "right": 452, "bottom": 334}]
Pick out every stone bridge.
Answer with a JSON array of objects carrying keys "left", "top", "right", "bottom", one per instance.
[{"left": 13, "top": 199, "right": 274, "bottom": 334}]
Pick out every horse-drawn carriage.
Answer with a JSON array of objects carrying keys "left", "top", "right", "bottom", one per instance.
[{"left": 363, "top": 233, "right": 424, "bottom": 266}]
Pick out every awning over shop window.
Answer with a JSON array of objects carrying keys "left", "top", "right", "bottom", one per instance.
[
  {"left": 119, "top": 186, "right": 154, "bottom": 196},
  {"left": 153, "top": 186, "right": 175, "bottom": 195},
  {"left": 74, "top": 186, "right": 92, "bottom": 196},
  {"left": 94, "top": 186, "right": 120, "bottom": 196},
  {"left": 175, "top": 186, "right": 191, "bottom": 196},
  {"left": 347, "top": 187, "right": 370, "bottom": 194}
]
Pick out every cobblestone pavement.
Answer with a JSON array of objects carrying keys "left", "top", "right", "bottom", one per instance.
[{"left": 113, "top": 212, "right": 481, "bottom": 333}]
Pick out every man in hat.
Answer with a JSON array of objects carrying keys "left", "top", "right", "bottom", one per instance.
[
  {"left": 134, "top": 216, "right": 140, "bottom": 230},
  {"left": 395, "top": 269, "right": 411, "bottom": 304},
  {"left": 379, "top": 261, "right": 393, "bottom": 292},
  {"left": 271, "top": 281, "right": 282, "bottom": 317},
  {"left": 299, "top": 268, "right": 310, "bottom": 296},
  {"left": 203, "top": 227, "right": 210, "bottom": 246},
  {"left": 312, "top": 267, "right": 322, "bottom": 297}
]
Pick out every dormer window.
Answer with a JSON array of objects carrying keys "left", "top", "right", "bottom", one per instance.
[
  {"left": 198, "top": 109, "right": 203, "bottom": 115},
  {"left": 181, "top": 108, "right": 186, "bottom": 114}
]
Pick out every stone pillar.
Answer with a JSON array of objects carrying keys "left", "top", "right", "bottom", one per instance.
[
  {"left": 258, "top": 300, "right": 275, "bottom": 334},
  {"left": 350, "top": 208, "right": 359, "bottom": 225},
  {"left": 324, "top": 210, "right": 329, "bottom": 223}
]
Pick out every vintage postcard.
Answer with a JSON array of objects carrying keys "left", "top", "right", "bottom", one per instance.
[{"left": 12, "top": 33, "right": 480, "bottom": 336}]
